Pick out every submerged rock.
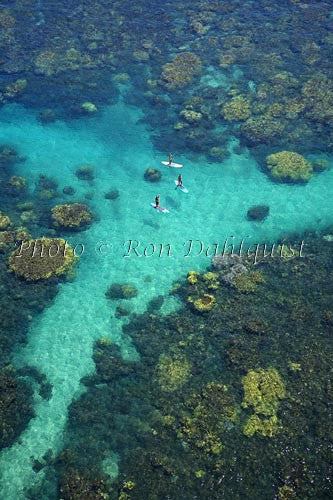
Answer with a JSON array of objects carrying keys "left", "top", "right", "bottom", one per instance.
[
  {"left": 0, "top": 211, "right": 12, "bottom": 230},
  {"left": 38, "top": 109, "right": 57, "bottom": 124},
  {"left": 144, "top": 167, "right": 161, "bottom": 183},
  {"left": 0, "top": 145, "right": 25, "bottom": 168},
  {"left": 313, "top": 159, "right": 330, "bottom": 173},
  {"left": 147, "top": 295, "right": 164, "bottom": 312},
  {"left": 81, "top": 102, "right": 98, "bottom": 114},
  {"left": 106, "top": 283, "right": 138, "bottom": 300},
  {"left": 75, "top": 165, "right": 95, "bottom": 181},
  {"left": 212, "top": 253, "right": 264, "bottom": 292},
  {"left": 247, "top": 205, "right": 269, "bottom": 221},
  {"left": 51, "top": 203, "right": 93, "bottom": 230},
  {"left": 9, "top": 237, "right": 77, "bottom": 281},
  {"left": 104, "top": 189, "right": 119, "bottom": 200},
  {"left": 265, "top": 151, "right": 313, "bottom": 183},
  {"left": 62, "top": 186, "right": 75, "bottom": 196},
  {"left": 36, "top": 174, "right": 58, "bottom": 191},
  {"left": 7, "top": 176, "right": 28, "bottom": 197},
  {"left": 212, "top": 254, "right": 248, "bottom": 287},
  {"left": 115, "top": 305, "right": 130, "bottom": 318}
]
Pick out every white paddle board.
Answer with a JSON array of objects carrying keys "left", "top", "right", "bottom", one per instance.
[
  {"left": 150, "top": 202, "right": 170, "bottom": 213},
  {"left": 161, "top": 161, "right": 183, "bottom": 168},
  {"left": 174, "top": 180, "right": 189, "bottom": 193}
]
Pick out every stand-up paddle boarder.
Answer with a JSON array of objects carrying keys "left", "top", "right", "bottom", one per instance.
[
  {"left": 155, "top": 194, "right": 160, "bottom": 207},
  {"left": 176, "top": 174, "right": 183, "bottom": 188},
  {"left": 150, "top": 195, "right": 169, "bottom": 213},
  {"left": 161, "top": 154, "right": 183, "bottom": 168}
]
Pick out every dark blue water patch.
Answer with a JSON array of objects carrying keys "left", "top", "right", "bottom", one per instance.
[{"left": 17, "top": 70, "right": 120, "bottom": 117}]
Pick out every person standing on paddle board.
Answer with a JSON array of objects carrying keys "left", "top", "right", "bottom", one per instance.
[
  {"left": 155, "top": 194, "right": 160, "bottom": 207},
  {"left": 168, "top": 152, "right": 173, "bottom": 166},
  {"left": 177, "top": 174, "right": 183, "bottom": 188}
]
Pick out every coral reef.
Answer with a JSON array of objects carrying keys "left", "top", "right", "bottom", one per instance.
[
  {"left": 0, "top": 227, "right": 30, "bottom": 252},
  {"left": 39, "top": 109, "right": 57, "bottom": 124},
  {"left": 202, "top": 271, "right": 220, "bottom": 289},
  {"left": 266, "top": 151, "right": 313, "bottom": 182},
  {"left": 156, "top": 353, "right": 191, "bottom": 392},
  {"left": 81, "top": 102, "right": 98, "bottom": 114},
  {"left": 75, "top": 165, "right": 95, "bottom": 181},
  {"left": 35, "top": 174, "right": 58, "bottom": 200},
  {"left": 174, "top": 382, "right": 238, "bottom": 455},
  {"left": 146, "top": 295, "right": 164, "bottom": 313},
  {"left": 34, "top": 50, "right": 58, "bottom": 77},
  {"left": 313, "top": 159, "right": 330, "bottom": 173},
  {"left": 92, "top": 342, "right": 135, "bottom": 384},
  {"left": 0, "top": 231, "right": 15, "bottom": 252},
  {"left": 60, "top": 469, "right": 108, "bottom": 500},
  {"left": 0, "top": 211, "right": 12, "bottom": 230},
  {"left": 161, "top": 52, "right": 202, "bottom": 90},
  {"left": 105, "top": 283, "right": 137, "bottom": 300},
  {"left": 187, "top": 271, "right": 199, "bottom": 284},
  {"left": 278, "top": 485, "right": 297, "bottom": 500},
  {"left": 3, "top": 79, "right": 27, "bottom": 100},
  {"left": 52, "top": 233, "right": 332, "bottom": 499},
  {"left": 115, "top": 306, "right": 130, "bottom": 318},
  {"left": 242, "top": 368, "right": 286, "bottom": 416},
  {"left": 51, "top": 203, "right": 93, "bottom": 230},
  {"left": 9, "top": 238, "right": 77, "bottom": 281},
  {"left": 242, "top": 368, "right": 286, "bottom": 437},
  {"left": 234, "top": 271, "right": 265, "bottom": 293},
  {"left": 240, "top": 115, "right": 284, "bottom": 146},
  {"left": 63, "top": 186, "right": 76, "bottom": 196},
  {"left": 0, "top": 145, "right": 24, "bottom": 168},
  {"left": 301, "top": 74, "right": 333, "bottom": 125},
  {"left": 222, "top": 96, "right": 251, "bottom": 121},
  {"left": 208, "top": 146, "right": 229, "bottom": 162},
  {"left": 0, "top": 9, "right": 15, "bottom": 28},
  {"left": 247, "top": 205, "right": 269, "bottom": 221},
  {"left": 180, "top": 109, "right": 202, "bottom": 123},
  {"left": 143, "top": 167, "right": 161, "bottom": 182},
  {"left": 0, "top": 367, "right": 34, "bottom": 450},
  {"left": 104, "top": 189, "right": 119, "bottom": 200},
  {"left": 6, "top": 176, "right": 28, "bottom": 197},
  {"left": 243, "top": 414, "right": 279, "bottom": 438},
  {"left": 190, "top": 293, "right": 216, "bottom": 312},
  {"left": 212, "top": 253, "right": 249, "bottom": 288}
]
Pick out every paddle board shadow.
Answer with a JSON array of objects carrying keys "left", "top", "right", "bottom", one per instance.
[
  {"left": 143, "top": 217, "right": 160, "bottom": 230},
  {"left": 165, "top": 195, "right": 180, "bottom": 210}
]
